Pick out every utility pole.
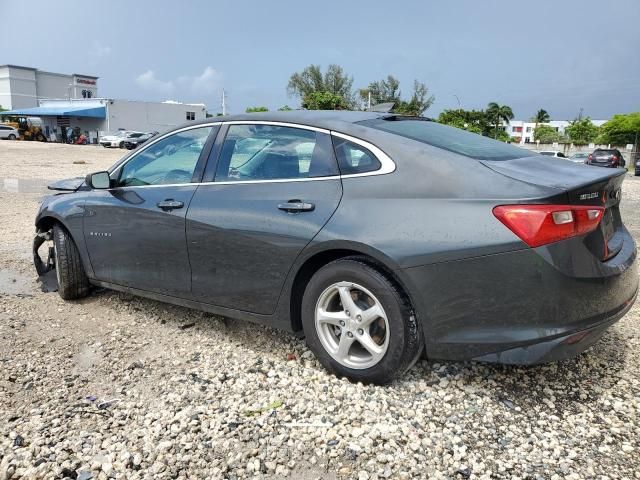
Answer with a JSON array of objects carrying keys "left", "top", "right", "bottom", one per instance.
[
  {"left": 221, "top": 89, "right": 227, "bottom": 116},
  {"left": 367, "top": 91, "right": 371, "bottom": 110}
]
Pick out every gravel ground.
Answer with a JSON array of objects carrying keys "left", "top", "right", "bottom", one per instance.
[{"left": 0, "top": 141, "right": 639, "bottom": 480}]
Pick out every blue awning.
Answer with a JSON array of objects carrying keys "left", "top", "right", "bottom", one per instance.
[{"left": 0, "top": 105, "right": 106, "bottom": 118}]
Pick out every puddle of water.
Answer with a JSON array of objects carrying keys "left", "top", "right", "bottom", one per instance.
[
  {"left": 38, "top": 269, "right": 59, "bottom": 293},
  {"left": 0, "top": 178, "right": 49, "bottom": 194},
  {"left": 0, "top": 270, "right": 33, "bottom": 295}
]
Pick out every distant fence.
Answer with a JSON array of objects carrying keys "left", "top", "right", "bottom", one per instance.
[{"left": 517, "top": 142, "right": 639, "bottom": 161}]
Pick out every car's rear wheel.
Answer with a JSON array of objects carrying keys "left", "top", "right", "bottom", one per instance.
[
  {"left": 8, "top": 134, "right": 16, "bottom": 140},
  {"left": 301, "top": 257, "right": 423, "bottom": 384},
  {"left": 52, "top": 224, "right": 90, "bottom": 300}
]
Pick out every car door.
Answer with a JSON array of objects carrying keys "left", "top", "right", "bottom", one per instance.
[
  {"left": 84, "top": 125, "right": 217, "bottom": 296},
  {"left": 186, "top": 122, "right": 343, "bottom": 314}
]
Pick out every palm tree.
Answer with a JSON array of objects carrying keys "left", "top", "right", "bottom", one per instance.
[
  {"left": 486, "top": 102, "right": 514, "bottom": 139},
  {"left": 534, "top": 109, "right": 550, "bottom": 124},
  {"left": 533, "top": 109, "right": 550, "bottom": 137}
]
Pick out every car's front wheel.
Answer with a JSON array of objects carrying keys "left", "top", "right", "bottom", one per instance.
[
  {"left": 52, "top": 224, "right": 90, "bottom": 300},
  {"left": 302, "top": 257, "right": 423, "bottom": 384}
]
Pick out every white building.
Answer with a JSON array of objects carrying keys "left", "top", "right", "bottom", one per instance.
[
  {"left": 0, "top": 65, "right": 98, "bottom": 110},
  {"left": 1, "top": 98, "right": 207, "bottom": 143},
  {"left": 505, "top": 119, "right": 608, "bottom": 144}
]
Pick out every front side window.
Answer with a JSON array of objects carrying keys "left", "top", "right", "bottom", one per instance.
[
  {"left": 332, "top": 138, "right": 381, "bottom": 175},
  {"left": 117, "top": 127, "right": 212, "bottom": 186},
  {"left": 215, "top": 124, "right": 338, "bottom": 181}
]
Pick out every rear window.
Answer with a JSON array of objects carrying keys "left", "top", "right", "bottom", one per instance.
[{"left": 358, "top": 118, "right": 531, "bottom": 161}]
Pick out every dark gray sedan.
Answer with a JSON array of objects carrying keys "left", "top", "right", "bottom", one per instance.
[{"left": 33, "top": 111, "right": 638, "bottom": 384}]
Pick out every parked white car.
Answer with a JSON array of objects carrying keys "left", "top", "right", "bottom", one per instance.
[
  {"left": 0, "top": 124, "right": 19, "bottom": 140},
  {"left": 538, "top": 150, "right": 568, "bottom": 158},
  {"left": 99, "top": 131, "right": 140, "bottom": 148}
]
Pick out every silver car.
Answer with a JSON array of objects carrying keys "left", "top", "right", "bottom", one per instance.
[{"left": 0, "top": 124, "right": 19, "bottom": 140}]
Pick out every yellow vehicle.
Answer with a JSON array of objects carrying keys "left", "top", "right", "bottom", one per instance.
[{"left": 0, "top": 116, "right": 47, "bottom": 141}]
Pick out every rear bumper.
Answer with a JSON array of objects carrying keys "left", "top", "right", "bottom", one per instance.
[
  {"left": 401, "top": 227, "right": 638, "bottom": 364},
  {"left": 471, "top": 287, "right": 636, "bottom": 364}
]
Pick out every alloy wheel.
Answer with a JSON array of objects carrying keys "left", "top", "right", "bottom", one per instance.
[{"left": 315, "top": 281, "right": 390, "bottom": 369}]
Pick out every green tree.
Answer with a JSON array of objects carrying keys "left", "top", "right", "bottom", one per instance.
[
  {"left": 532, "top": 108, "right": 550, "bottom": 135},
  {"left": 360, "top": 77, "right": 434, "bottom": 115},
  {"left": 302, "top": 91, "right": 348, "bottom": 110},
  {"left": 533, "top": 124, "right": 561, "bottom": 143},
  {"left": 487, "top": 128, "right": 511, "bottom": 142},
  {"left": 288, "top": 64, "right": 354, "bottom": 108},
  {"left": 486, "top": 102, "right": 514, "bottom": 139},
  {"left": 597, "top": 112, "right": 640, "bottom": 145},
  {"left": 394, "top": 80, "right": 435, "bottom": 116},
  {"left": 565, "top": 117, "right": 599, "bottom": 145},
  {"left": 438, "top": 109, "right": 489, "bottom": 134},
  {"left": 278, "top": 105, "right": 293, "bottom": 111},
  {"left": 245, "top": 106, "right": 269, "bottom": 113},
  {"left": 359, "top": 75, "right": 401, "bottom": 106},
  {"left": 533, "top": 109, "right": 550, "bottom": 124}
]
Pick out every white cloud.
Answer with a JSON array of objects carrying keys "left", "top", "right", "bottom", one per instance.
[
  {"left": 190, "top": 66, "right": 221, "bottom": 94},
  {"left": 93, "top": 42, "right": 112, "bottom": 57},
  {"left": 135, "top": 70, "right": 175, "bottom": 94},
  {"left": 136, "top": 67, "right": 222, "bottom": 97}
]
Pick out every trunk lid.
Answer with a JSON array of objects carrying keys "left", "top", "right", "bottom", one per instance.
[{"left": 482, "top": 156, "right": 626, "bottom": 260}]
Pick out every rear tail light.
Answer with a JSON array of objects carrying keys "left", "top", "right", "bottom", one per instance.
[{"left": 493, "top": 204, "right": 605, "bottom": 247}]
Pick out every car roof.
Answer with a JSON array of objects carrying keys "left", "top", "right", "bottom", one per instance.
[{"left": 187, "top": 110, "right": 393, "bottom": 131}]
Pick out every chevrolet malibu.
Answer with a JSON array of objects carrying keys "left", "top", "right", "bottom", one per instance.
[{"left": 33, "top": 111, "right": 638, "bottom": 384}]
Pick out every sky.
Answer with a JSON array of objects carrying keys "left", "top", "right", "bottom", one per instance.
[{"left": 1, "top": 0, "right": 639, "bottom": 120}]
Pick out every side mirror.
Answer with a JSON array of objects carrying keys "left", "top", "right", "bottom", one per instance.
[{"left": 86, "top": 171, "right": 111, "bottom": 189}]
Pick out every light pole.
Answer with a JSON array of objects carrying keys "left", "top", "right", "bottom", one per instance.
[{"left": 453, "top": 94, "right": 461, "bottom": 109}]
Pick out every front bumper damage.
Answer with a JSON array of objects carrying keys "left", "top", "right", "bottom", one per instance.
[{"left": 33, "top": 229, "right": 54, "bottom": 276}]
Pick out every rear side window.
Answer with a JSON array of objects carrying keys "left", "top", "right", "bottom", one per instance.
[
  {"left": 215, "top": 124, "right": 338, "bottom": 181},
  {"left": 332, "top": 138, "right": 381, "bottom": 174},
  {"left": 359, "top": 118, "right": 531, "bottom": 161}
]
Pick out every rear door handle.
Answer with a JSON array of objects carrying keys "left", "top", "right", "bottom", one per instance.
[
  {"left": 278, "top": 201, "right": 315, "bottom": 213},
  {"left": 157, "top": 199, "right": 184, "bottom": 211}
]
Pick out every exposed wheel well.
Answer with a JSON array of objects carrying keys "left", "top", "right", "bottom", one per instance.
[
  {"left": 36, "top": 216, "right": 57, "bottom": 233},
  {"left": 289, "top": 249, "right": 413, "bottom": 334}
]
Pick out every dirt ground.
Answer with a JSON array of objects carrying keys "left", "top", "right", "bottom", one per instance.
[{"left": 0, "top": 140, "right": 639, "bottom": 480}]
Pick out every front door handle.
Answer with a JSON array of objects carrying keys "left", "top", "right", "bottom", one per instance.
[
  {"left": 157, "top": 199, "right": 184, "bottom": 211},
  {"left": 278, "top": 201, "right": 315, "bottom": 213}
]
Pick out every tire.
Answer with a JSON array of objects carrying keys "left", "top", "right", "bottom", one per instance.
[
  {"left": 8, "top": 134, "right": 16, "bottom": 140},
  {"left": 301, "top": 257, "right": 423, "bottom": 384},
  {"left": 119, "top": 141, "right": 124, "bottom": 148},
  {"left": 52, "top": 224, "right": 90, "bottom": 300},
  {"left": 36, "top": 133, "right": 46, "bottom": 142}
]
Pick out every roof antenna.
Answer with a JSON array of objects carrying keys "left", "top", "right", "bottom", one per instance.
[{"left": 366, "top": 102, "right": 395, "bottom": 113}]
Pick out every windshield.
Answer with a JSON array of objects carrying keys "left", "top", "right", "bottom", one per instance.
[{"left": 358, "top": 117, "right": 531, "bottom": 161}]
